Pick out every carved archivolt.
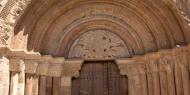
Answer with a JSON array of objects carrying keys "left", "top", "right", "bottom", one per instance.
[
  {"left": 1, "top": 0, "right": 188, "bottom": 58},
  {"left": 0, "top": 0, "right": 188, "bottom": 57}
]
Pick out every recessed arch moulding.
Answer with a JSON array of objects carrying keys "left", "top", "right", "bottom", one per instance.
[{"left": 10, "top": 0, "right": 190, "bottom": 59}]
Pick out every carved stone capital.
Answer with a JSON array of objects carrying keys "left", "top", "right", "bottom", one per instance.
[
  {"left": 10, "top": 58, "right": 25, "bottom": 72},
  {"left": 62, "top": 59, "right": 83, "bottom": 77}
]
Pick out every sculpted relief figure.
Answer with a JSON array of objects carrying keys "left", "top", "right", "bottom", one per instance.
[{"left": 68, "top": 30, "right": 129, "bottom": 59}]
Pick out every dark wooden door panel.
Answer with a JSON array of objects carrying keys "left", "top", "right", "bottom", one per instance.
[{"left": 71, "top": 61, "right": 128, "bottom": 95}]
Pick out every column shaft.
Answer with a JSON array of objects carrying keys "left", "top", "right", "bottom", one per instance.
[
  {"left": 9, "top": 72, "right": 19, "bottom": 95},
  {"left": 0, "top": 56, "right": 9, "bottom": 95}
]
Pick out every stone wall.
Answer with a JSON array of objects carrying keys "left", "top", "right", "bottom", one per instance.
[
  {"left": 117, "top": 46, "right": 190, "bottom": 95},
  {"left": 0, "top": 45, "right": 190, "bottom": 95},
  {"left": 0, "top": 0, "right": 31, "bottom": 47},
  {"left": 0, "top": 0, "right": 188, "bottom": 50},
  {"left": 174, "top": 0, "right": 190, "bottom": 25}
]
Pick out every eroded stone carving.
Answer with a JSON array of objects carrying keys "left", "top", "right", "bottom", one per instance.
[
  {"left": 174, "top": 0, "right": 190, "bottom": 26},
  {"left": 0, "top": 0, "right": 31, "bottom": 47},
  {"left": 0, "top": 0, "right": 8, "bottom": 13},
  {"left": 0, "top": 19, "right": 10, "bottom": 46},
  {"left": 68, "top": 30, "right": 129, "bottom": 59}
]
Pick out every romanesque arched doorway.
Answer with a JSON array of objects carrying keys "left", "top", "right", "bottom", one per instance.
[
  {"left": 68, "top": 30, "right": 129, "bottom": 95},
  {"left": 72, "top": 61, "right": 128, "bottom": 95},
  {"left": 4, "top": 0, "right": 190, "bottom": 95}
]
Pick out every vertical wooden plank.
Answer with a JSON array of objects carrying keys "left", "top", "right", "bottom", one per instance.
[
  {"left": 39, "top": 76, "right": 46, "bottom": 95},
  {"left": 32, "top": 76, "right": 39, "bottom": 95},
  {"left": 52, "top": 77, "right": 60, "bottom": 95},
  {"left": 25, "top": 74, "right": 33, "bottom": 95},
  {"left": 9, "top": 72, "right": 19, "bottom": 95}
]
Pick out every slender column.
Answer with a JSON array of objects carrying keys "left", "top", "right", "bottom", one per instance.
[
  {"left": 60, "top": 77, "right": 72, "bottom": 95},
  {"left": 147, "top": 63, "right": 161, "bottom": 95},
  {"left": 139, "top": 67, "right": 148, "bottom": 95},
  {"left": 159, "top": 63, "right": 168, "bottom": 95},
  {"left": 147, "top": 72, "right": 153, "bottom": 95},
  {"left": 180, "top": 64, "right": 190, "bottom": 95},
  {"left": 39, "top": 76, "right": 46, "bottom": 95},
  {"left": 159, "top": 71, "right": 168, "bottom": 95},
  {"left": 166, "top": 64, "right": 176, "bottom": 95},
  {"left": 53, "top": 77, "right": 61, "bottom": 95},
  {"left": 152, "top": 64, "right": 161, "bottom": 95},
  {"left": 0, "top": 56, "right": 9, "bottom": 95},
  {"left": 17, "top": 60, "right": 25, "bottom": 95},
  {"left": 9, "top": 72, "right": 19, "bottom": 95},
  {"left": 46, "top": 77, "right": 53, "bottom": 95},
  {"left": 25, "top": 74, "right": 33, "bottom": 95},
  {"left": 32, "top": 76, "right": 39, "bottom": 95},
  {"left": 174, "top": 64, "right": 184, "bottom": 95}
]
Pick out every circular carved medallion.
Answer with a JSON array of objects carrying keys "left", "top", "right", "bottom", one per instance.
[{"left": 68, "top": 30, "right": 130, "bottom": 59}]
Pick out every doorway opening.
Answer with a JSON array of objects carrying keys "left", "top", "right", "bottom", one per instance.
[{"left": 71, "top": 61, "right": 128, "bottom": 95}]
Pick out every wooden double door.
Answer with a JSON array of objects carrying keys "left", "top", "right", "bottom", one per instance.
[{"left": 72, "top": 61, "right": 128, "bottom": 95}]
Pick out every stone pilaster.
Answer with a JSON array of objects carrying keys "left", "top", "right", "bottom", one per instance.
[
  {"left": 52, "top": 77, "right": 61, "bottom": 95},
  {"left": 39, "top": 76, "right": 46, "bottom": 95},
  {"left": 60, "top": 77, "right": 71, "bottom": 95},
  {"left": 0, "top": 55, "right": 9, "bottom": 95},
  {"left": 60, "top": 59, "right": 83, "bottom": 95},
  {"left": 180, "top": 64, "right": 190, "bottom": 95},
  {"left": 116, "top": 59, "right": 143, "bottom": 95},
  {"left": 166, "top": 63, "right": 176, "bottom": 95},
  {"left": 32, "top": 75, "right": 39, "bottom": 95}
]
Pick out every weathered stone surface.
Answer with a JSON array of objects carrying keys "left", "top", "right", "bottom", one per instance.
[
  {"left": 60, "top": 77, "right": 71, "bottom": 95},
  {"left": 9, "top": 72, "right": 18, "bottom": 95},
  {"left": 0, "top": 0, "right": 8, "bottom": 13},
  {"left": 25, "top": 74, "right": 33, "bottom": 95},
  {"left": 0, "top": 0, "right": 190, "bottom": 95},
  {"left": 32, "top": 76, "right": 39, "bottom": 95},
  {"left": 39, "top": 76, "right": 46, "bottom": 95},
  {"left": 52, "top": 77, "right": 61, "bottom": 95},
  {"left": 0, "top": 56, "right": 9, "bottom": 95},
  {"left": 17, "top": 60, "right": 25, "bottom": 95}
]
